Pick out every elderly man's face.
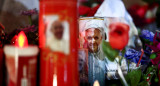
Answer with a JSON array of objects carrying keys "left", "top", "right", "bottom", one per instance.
[
  {"left": 51, "top": 21, "right": 64, "bottom": 40},
  {"left": 85, "top": 28, "right": 102, "bottom": 53}
]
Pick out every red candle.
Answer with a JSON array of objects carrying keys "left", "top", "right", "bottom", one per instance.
[
  {"left": 39, "top": 0, "right": 79, "bottom": 86},
  {"left": 0, "top": 49, "right": 3, "bottom": 85},
  {"left": 4, "top": 31, "right": 39, "bottom": 86}
]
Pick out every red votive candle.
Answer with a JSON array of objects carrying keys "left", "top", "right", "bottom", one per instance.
[
  {"left": 4, "top": 31, "right": 39, "bottom": 86},
  {"left": 4, "top": 45, "right": 39, "bottom": 86},
  {"left": 39, "top": 0, "right": 79, "bottom": 86}
]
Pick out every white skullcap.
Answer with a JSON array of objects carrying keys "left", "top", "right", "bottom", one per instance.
[
  {"left": 79, "top": 17, "right": 106, "bottom": 39},
  {"left": 79, "top": 17, "right": 105, "bottom": 33}
]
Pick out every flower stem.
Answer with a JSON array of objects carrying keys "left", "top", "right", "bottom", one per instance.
[
  {"left": 127, "top": 60, "right": 130, "bottom": 72},
  {"left": 136, "top": 49, "right": 144, "bottom": 67},
  {"left": 116, "top": 59, "right": 128, "bottom": 86},
  {"left": 117, "top": 63, "right": 128, "bottom": 86},
  {"left": 28, "top": 15, "right": 32, "bottom": 25}
]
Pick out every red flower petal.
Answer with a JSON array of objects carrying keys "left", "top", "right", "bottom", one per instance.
[
  {"left": 151, "top": 55, "right": 160, "bottom": 65},
  {"left": 108, "top": 22, "right": 129, "bottom": 50},
  {"left": 148, "top": 74, "right": 151, "bottom": 77},
  {"left": 0, "top": 23, "right": 4, "bottom": 30},
  {"left": 87, "top": 5, "right": 100, "bottom": 16},
  {"left": 136, "top": 5, "right": 148, "bottom": 18},
  {"left": 79, "top": 5, "right": 91, "bottom": 15}
]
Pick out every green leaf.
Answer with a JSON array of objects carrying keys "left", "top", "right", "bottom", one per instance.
[
  {"left": 138, "top": 81, "right": 148, "bottom": 86},
  {"left": 137, "top": 28, "right": 141, "bottom": 36},
  {"left": 121, "top": 48, "right": 126, "bottom": 57},
  {"left": 129, "top": 69, "right": 142, "bottom": 86},
  {"left": 123, "top": 69, "right": 142, "bottom": 86},
  {"left": 102, "top": 40, "right": 119, "bottom": 62},
  {"left": 124, "top": 74, "right": 131, "bottom": 85}
]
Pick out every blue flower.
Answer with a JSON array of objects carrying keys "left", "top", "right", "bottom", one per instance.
[
  {"left": 140, "top": 30, "right": 154, "bottom": 42},
  {"left": 124, "top": 49, "right": 150, "bottom": 65}
]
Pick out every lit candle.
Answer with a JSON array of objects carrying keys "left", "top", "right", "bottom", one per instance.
[
  {"left": 39, "top": 0, "right": 79, "bottom": 86},
  {"left": 93, "top": 80, "right": 100, "bottom": 86},
  {"left": 4, "top": 31, "right": 39, "bottom": 86}
]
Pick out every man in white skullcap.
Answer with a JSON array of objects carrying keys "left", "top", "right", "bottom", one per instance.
[{"left": 79, "top": 17, "right": 106, "bottom": 86}]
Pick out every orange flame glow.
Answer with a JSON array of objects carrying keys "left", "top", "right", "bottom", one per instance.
[
  {"left": 93, "top": 80, "right": 100, "bottom": 86},
  {"left": 15, "top": 31, "right": 28, "bottom": 48}
]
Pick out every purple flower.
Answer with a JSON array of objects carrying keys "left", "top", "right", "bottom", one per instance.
[
  {"left": 145, "top": 32, "right": 160, "bottom": 65},
  {"left": 21, "top": 8, "right": 38, "bottom": 16},
  {"left": 151, "top": 53, "right": 160, "bottom": 65},
  {"left": 147, "top": 32, "right": 160, "bottom": 52},
  {"left": 157, "top": 43, "right": 160, "bottom": 50},
  {"left": 140, "top": 30, "right": 154, "bottom": 42},
  {"left": 125, "top": 49, "right": 150, "bottom": 65},
  {"left": 20, "top": 25, "right": 37, "bottom": 33}
]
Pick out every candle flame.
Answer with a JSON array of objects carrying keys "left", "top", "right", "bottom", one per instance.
[
  {"left": 53, "top": 74, "right": 57, "bottom": 86},
  {"left": 93, "top": 80, "right": 100, "bottom": 86},
  {"left": 15, "top": 31, "right": 28, "bottom": 48}
]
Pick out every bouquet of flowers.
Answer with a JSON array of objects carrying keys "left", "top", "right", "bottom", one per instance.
[{"left": 102, "top": 20, "right": 160, "bottom": 86}]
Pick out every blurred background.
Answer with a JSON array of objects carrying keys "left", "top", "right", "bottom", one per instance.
[
  {"left": 0, "top": 0, "right": 159, "bottom": 34},
  {"left": 0, "top": 0, "right": 39, "bottom": 33},
  {"left": 0, "top": 0, "right": 160, "bottom": 86}
]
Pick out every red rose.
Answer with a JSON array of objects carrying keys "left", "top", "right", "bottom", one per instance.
[
  {"left": 79, "top": 5, "right": 91, "bottom": 15},
  {"left": 109, "top": 22, "right": 129, "bottom": 50}
]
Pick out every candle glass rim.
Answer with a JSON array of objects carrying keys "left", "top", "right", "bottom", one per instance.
[{"left": 4, "top": 45, "right": 39, "bottom": 57}]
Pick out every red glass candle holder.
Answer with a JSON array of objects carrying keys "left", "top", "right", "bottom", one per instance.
[
  {"left": 39, "top": 0, "right": 79, "bottom": 86},
  {"left": 4, "top": 45, "right": 39, "bottom": 86}
]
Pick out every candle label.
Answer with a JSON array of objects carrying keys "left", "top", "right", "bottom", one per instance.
[
  {"left": 17, "top": 57, "right": 37, "bottom": 86},
  {"left": 39, "top": 1, "right": 78, "bottom": 86},
  {"left": 43, "top": 15, "right": 70, "bottom": 55},
  {"left": 79, "top": 17, "right": 107, "bottom": 86},
  {"left": 5, "top": 55, "right": 37, "bottom": 86},
  {"left": 79, "top": 17, "right": 129, "bottom": 86}
]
